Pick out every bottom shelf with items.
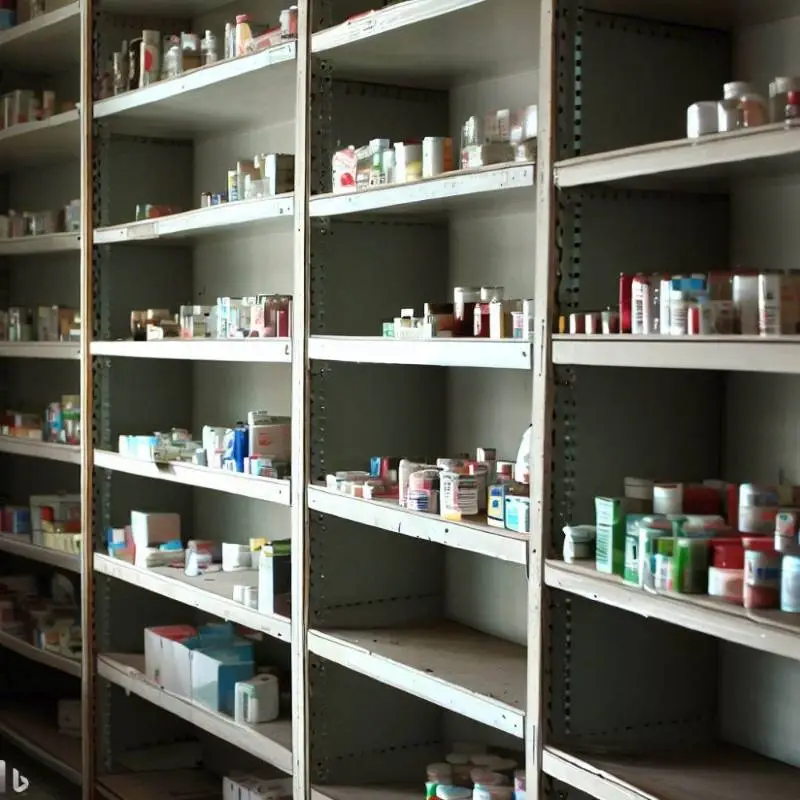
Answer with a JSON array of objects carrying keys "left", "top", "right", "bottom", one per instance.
[
  {"left": 544, "top": 742, "right": 800, "bottom": 800},
  {"left": 0, "top": 704, "right": 81, "bottom": 785}
]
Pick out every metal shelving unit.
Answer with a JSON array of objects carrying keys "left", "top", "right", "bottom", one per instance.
[{"left": 0, "top": 0, "right": 786, "bottom": 797}]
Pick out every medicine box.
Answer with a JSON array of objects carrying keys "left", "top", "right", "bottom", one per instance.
[
  {"left": 191, "top": 642, "right": 254, "bottom": 715},
  {"left": 144, "top": 624, "right": 197, "bottom": 698},
  {"left": 131, "top": 511, "right": 181, "bottom": 550},
  {"left": 504, "top": 495, "right": 530, "bottom": 534},
  {"left": 257, "top": 541, "right": 291, "bottom": 616},
  {"left": 595, "top": 497, "right": 629, "bottom": 575}
]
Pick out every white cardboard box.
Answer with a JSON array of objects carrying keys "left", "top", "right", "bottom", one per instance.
[
  {"left": 144, "top": 625, "right": 195, "bottom": 698},
  {"left": 130, "top": 511, "right": 181, "bottom": 549}
]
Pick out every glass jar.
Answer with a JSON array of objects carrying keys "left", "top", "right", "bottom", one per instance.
[
  {"left": 739, "top": 91, "right": 768, "bottom": 128},
  {"left": 718, "top": 81, "right": 754, "bottom": 132}
]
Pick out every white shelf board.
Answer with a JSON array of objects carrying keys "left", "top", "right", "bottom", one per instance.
[
  {"left": 0, "top": 707, "right": 81, "bottom": 785},
  {"left": 98, "top": 653, "right": 293, "bottom": 774},
  {"left": 0, "top": 233, "right": 80, "bottom": 255},
  {"left": 94, "top": 554, "right": 291, "bottom": 642},
  {"left": 309, "top": 336, "right": 532, "bottom": 370},
  {"left": 94, "top": 450, "right": 291, "bottom": 506},
  {"left": 308, "top": 623, "right": 526, "bottom": 737},
  {"left": 308, "top": 485, "right": 527, "bottom": 565},
  {"left": 94, "top": 195, "right": 293, "bottom": 245},
  {"left": 0, "top": 3, "right": 80, "bottom": 71},
  {"left": 555, "top": 123, "right": 800, "bottom": 189},
  {"left": 0, "top": 532, "right": 80, "bottom": 572},
  {"left": 542, "top": 743, "right": 800, "bottom": 800},
  {"left": 90, "top": 338, "right": 292, "bottom": 363},
  {"left": 0, "top": 109, "right": 79, "bottom": 171},
  {"left": 310, "top": 163, "right": 534, "bottom": 217},
  {"left": 311, "top": 0, "right": 536, "bottom": 88},
  {"left": 0, "top": 628, "right": 80, "bottom": 677},
  {"left": 0, "top": 341, "right": 79, "bottom": 359},
  {"left": 93, "top": 44, "right": 296, "bottom": 137},
  {"left": 0, "top": 436, "right": 80, "bottom": 464},
  {"left": 546, "top": 560, "right": 800, "bottom": 663},
  {"left": 552, "top": 334, "right": 800, "bottom": 374}
]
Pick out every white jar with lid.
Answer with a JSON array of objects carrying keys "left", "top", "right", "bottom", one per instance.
[
  {"left": 687, "top": 102, "right": 718, "bottom": 138},
  {"left": 718, "top": 81, "right": 754, "bottom": 132},
  {"left": 781, "top": 554, "right": 800, "bottom": 612}
]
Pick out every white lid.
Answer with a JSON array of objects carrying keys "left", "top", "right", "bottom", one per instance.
[
  {"left": 723, "top": 81, "right": 755, "bottom": 99},
  {"left": 427, "top": 763, "right": 453, "bottom": 776},
  {"left": 771, "top": 76, "right": 800, "bottom": 95}
]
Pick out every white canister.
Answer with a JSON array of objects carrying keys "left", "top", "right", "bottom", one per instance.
[
  {"left": 394, "top": 142, "right": 422, "bottom": 183},
  {"left": 653, "top": 483, "right": 683, "bottom": 515},
  {"left": 781, "top": 555, "right": 800, "bottom": 612},
  {"left": 562, "top": 525, "right": 596, "bottom": 563},
  {"left": 234, "top": 674, "right": 280, "bottom": 724},
  {"left": 423, "top": 136, "right": 447, "bottom": 178},
  {"left": 686, "top": 102, "right": 718, "bottom": 138}
]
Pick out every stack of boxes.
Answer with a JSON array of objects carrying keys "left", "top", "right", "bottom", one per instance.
[{"left": 144, "top": 621, "right": 280, "bottom": 724}]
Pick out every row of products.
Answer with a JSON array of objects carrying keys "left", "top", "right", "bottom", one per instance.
[
  {"left": 384, "top": 288, "right": 534, "bottom": 340},
  {"left": 1, "top": 493, "right": 80, "bottom": 554},
  {"left": 2, "top": 397, "right": 81, "bottom": 446},
  {"left": 223, "top": 774, "right": 292, "bottom": 800},
  {"left": 145, "top": 621, "right": 288, "bottom": 722},
  {"left": 0, "top": 306, "right": 79, "bottom": 342},
  {"left": 131, "top": 296, "right": 292, "bottom": 341},
  {"left": 326, "top": 430, "right": 532, "bottom": 532},
  {"left": 0, "top": 1, "right": 50, "bottom": 30},
  {"left": 563, "top": 271, "right": 800, "bottom": 337},
  {"left": 101, "top": 10, "right": 297, "bottom": 98},
  {"left": 564, "top": 479, "right": 800, "bottom": 612},
  {"left": 106, "top": 511, "right": 290, "bottom": 617},
  {"left": 425, "top": 749, "right": 525, "bottom": 800},
  {"left": 202, "top": 153, "right": 294, "bottom": 206},
  {"left": 0, "top": 88, "right": 74, "bottom": 130},
  {"left": 0, "top": 572, "right": 81, "bottom": 661},
  {"left": 0, "top": 201, "right": 81, "bottom": 239},
  {"left": 118, "top": 412, "right": 291, "bottom": 477},
  {"left": 687, "top": 77, "right": 800, "bottom": 138},
  {"left": 331, "top": 106, "right": 537, "bottom": 194}
]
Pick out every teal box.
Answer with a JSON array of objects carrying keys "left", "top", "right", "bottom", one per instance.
[{"left": 190, "top": 643, "right": 254, "bottom": 715}]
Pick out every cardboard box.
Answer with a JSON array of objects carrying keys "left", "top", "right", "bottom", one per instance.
[
  {"left": 257, "top": 541, "right": 291, "bottom": 616},
  {"left": 144, "top": 625, "right": 197, "bottom": 697},
  {"left": 191, "top": 641, "right": 254, "bottom": 715},
  {"left": 130, "top": 511, "right": 181, "bottom": 549}
]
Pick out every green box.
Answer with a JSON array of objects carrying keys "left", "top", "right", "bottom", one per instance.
[{"left": 595, "top": 497, "right": 629, "bottom": 576}]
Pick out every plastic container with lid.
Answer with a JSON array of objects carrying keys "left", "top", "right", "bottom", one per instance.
[
  {"left": 718, "top": 81, "right": 754, "bottom": 131},
  {"left": 470, "top": 768, "right": 507, "bottom": 785},
  {"left": 770, "top": 76, "right": 800, "bottom": 121},
  {"left": 235, "top": 14, "right": 252, "bottom": 57},
  {"left": 708, "top": 567, "right": 744, "bottom": 604},
  {"left": 743, "top": 536, "right": 781, "bottom": 609},
  {"left": 739, "top": 91, "right": 768, "bottom": 127},
  {"left": 427, "top": 763, "right": 453, "bottom": 783},
  {"left": 653, "top": 483, "right": 683, "bottom": 515},
  {"left": 781, "top": 554, "right": 800, "bottom": 612}
]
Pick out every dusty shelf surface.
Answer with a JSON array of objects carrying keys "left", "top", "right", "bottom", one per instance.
[
  {"left": 546, "top": 560, "right": 800, "bottom": 662},
  {"left": 98, "top": 768, "right": 220, "bottom": 800},
  {"left": 0, "top": 704, "right": 81, "bottom": 784},
  {"left": 545, "top": 742, "right": 800, "bottom": 800},
  {"left": 309, "top": 621, "right": 526, "bottom": 736}
]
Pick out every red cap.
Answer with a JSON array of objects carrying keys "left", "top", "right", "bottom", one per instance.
[{"left": 788, "top": 91, "right": 800, "bottom": 104}]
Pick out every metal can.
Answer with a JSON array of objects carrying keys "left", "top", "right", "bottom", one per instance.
[{"left": 227, "top": 170, "right": 239, "bottom": 202}]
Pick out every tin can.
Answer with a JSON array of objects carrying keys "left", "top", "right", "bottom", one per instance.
[
  {"left": 422, "top": 136, "right": 452, "bottom": 178},
  {"left": 585, "top": 312, "right": 601, "bottom": 334},
  {"left": 601, "top": 309, "right": 619, "bottom": 334},
  {"left": 441, "top": 472, "right": 479, "bottom": 518},
  {"left": 758, "top": 273, "right": 781, "bottom": 336},
  {"left": 227, "top": 170, "right": 239, "bottom": 202},
  {"left": 631, "top": 274, "right": 649, "bottom": 334},
  {"left": 568, "top": 312, "right": 585, "bottom": 334},
  {"left": 618, "top": 273, "right": 633, "bottom": 333}
]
